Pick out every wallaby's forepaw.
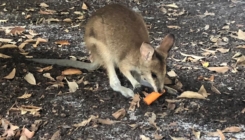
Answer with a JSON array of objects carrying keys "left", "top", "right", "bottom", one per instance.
[
  {"left": 120, "top": 87, "right": 134, "bottom": 98},
  {"left": 133, "top": 82, "right": 141, "bottom": 89}
]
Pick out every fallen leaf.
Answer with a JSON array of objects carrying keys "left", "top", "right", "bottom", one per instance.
[
  {"left": 167, "top": 25, "right": 181, "bottom": 29},
  {"left": 128, "top": 123, "right": 139, "bottom": 130},
  {"left": 180, "top": 52, "right": 204, "bottom": 60},
  {"left": 33, "top": 37, "right": 48, "bottom": 47},
  {"left": 222, "top": 126, "right": 241, "bottom": 133},
  {"left": 145, "top": 112, "right": 159, "bottom": 129},
  {"left": 204, "top": 25, "right": 209, "bottom": 30},
  {"left": 169, "top": 135, "right": 187, "bottom": 140},
  {"left": 65, "top": 77, "right": 78, "bottom": 92},
  {"left": 62, "top": 68, "right": 82, "bottom": 75},
  {"left": 216, "top": 48, "right": 230, "bottom": 53},
  {"left": 236, "top": 45, "right": 245, "bottom": 48},
  {"left": 217, "top": 129, "right": 226, "bottom": 140},
  {"left": 63, "top": 18, "right": 72, "bottom": 22},
  {"left": 207, "top": 66, "right": 230, "bottom": 73},
  {"left": 24, "top": 72, "right": 36, "bottom": 85},
  {"left": 0, "top": 38, "right": 12, "bottom": 43},
  {"left": 43, "top": 73, "right": 56, "bottom": 81},
  {"left": 73, "top": 115, "right": 98, "bottom": 127},
  {"left": 165, "top": 3, "right": 178, "bottom": 8},
  {"left": 129, "top": 94, "right": 141, "bottom": 111},
  {"left": 82, "top": 2, "right": 88, "bottom": 10},
  {"left": 192, "top": 129, "right": 201, "bottom": 139},
  {"left": 10, "top": 26, "right": 25, "bottom": 35},
  {"left": 36, "top": 65, "right": 53, "bottom": 72},
  {"left": 198, "top": 85, "right": 209, "bottom": 97},
  {"left": 97, "top": 118, "right": 120, "bottom": 125},
  {"left": 241, "top": 108, "right": 245, "bottom": 113},
  {"left": 1, "top": 118, "right": 19, "bottom": 137},
  {"left": 211, "top": 85, "right": 221, "bottom": 94},
  {"left": 40, "top": 2, "right": 49, "bottom": 8},
  {"left": 201, "top": 61, "right": 209, "bottom": 67},
  {"left": 18, "top": 92, "right": 32, "bottom": 99},
  {"left": 237, "top": 29, "right": 245, "bottom": 40},
  {"left": 50, "top": 130, "right": 61, "bottom": 140},
  {"left": 167, "top": 70, "right": 177, "bottom": 77},
  {"left": 55, "top": 40, "right": 70, "bottom": 45},
  {"left": 4, "top": 68, "right": 16, "bottom": 79},
  {"left": 204, "top": 11, "right": 215, "bottom": 16},
  {"left": 21, "top": 127, "right": 35, "bottom": 139},
  {"left": 0, "top": 53, "right": 12, "bottom": 58},
  {"left": 19, "top": 105, "right": 42, "bottom": 116},
  {"left": 165, "top": 99, "right": 181, "bottom": 103},
  {"left": 112, "top": 108, "right": 126, "bottom": 119},
  {"left": 154, "top": 133, "right": 164, "bottom": 140},
  {"left": 0, "top": 44, "right": 17, "bottom": 49},
  {"left": 177, "top": 91, "right": 206, "bottom": 99},
  {"left": 235, "top": 55, "right": 245, "bottom": 66},
  {"left": 140, "top": 135, "right": 150, "bottom": 140}
]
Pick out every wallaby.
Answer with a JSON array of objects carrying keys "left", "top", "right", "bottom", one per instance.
[{"left": 29, "top": 4, "right": 175, "bottom": 98}]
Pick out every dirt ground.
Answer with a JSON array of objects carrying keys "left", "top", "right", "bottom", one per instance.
[{"left": 0, "top": 0, "right": 245, "bottom": 139}]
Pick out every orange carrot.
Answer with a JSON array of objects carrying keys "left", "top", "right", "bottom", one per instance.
[{"left": 143, "top": 90, "right": 166, "bottom": 105}]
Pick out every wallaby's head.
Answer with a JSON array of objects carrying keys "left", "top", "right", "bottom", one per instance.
[{"left": 139, "top": 34, "right": 175, "bottom": 92}]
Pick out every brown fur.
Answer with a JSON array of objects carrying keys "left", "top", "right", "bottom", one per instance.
[{"left": 29, "top": 4, "right": 175, "bottom": 98}]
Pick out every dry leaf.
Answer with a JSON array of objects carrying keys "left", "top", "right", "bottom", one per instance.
[
  {"left": 169, "top": 135, "right": 187, "bottom": 140},
  {"left": 222, "top": 126, "right": 241, "bottom": 133},
  {"left": 33, "top": 37, "right": 48, "bottom": 47},
  {"left": 198, "top": 85, "right": 209, "bottom": 97},
  {"left": 235, "top": 55, "right": 245, "bottom": 66},
  {"left": 0, "top": 53, "right": 12, "bottom": 58},
  {"left": 55, "top": 40, "right": 70, "bottom": 45},
  {"left": 112, "top": 108, "right": 126, "bottom": 119},
  {"left": 140, "top": 135, "right": 150, "bottom": 140},
  {"left": 165, "top": 99, "right": 181, "bottom": 103},
  {"left": 145, "top": 112, "right": 159, "bottom": 129},
  {"left": 21, "top": 128, "right": 35, "bottom": 139},
  {"left": 43, "top": 73, "right": 56, "bottom": 81},
  {"left": 82, "top": 2, "right": 88, "bottom": 10},
  {"left": 0, "top": 44, "right": 17, "bottom": 49},
  {"left": 0, "top": 38, "right": 12, "bottom": 43},
  {"left": 207, "top": 66, "right": 230, "bottom": 73},
  {"left": 50, "top": 130, "right": 61, "bottom": 140},
  {"left": 192, "top": 129, "right": 201, "bottom": 139},
  {"left": 211, "top": 85, "right": 221, "bottom": 94},
  {"left": 167, "top": 25, "right": 181, "bottom": 29},
  {"left": 18, "top": 42, "right": 27, "bottom": 49},
  {"left": 167, "top": 70, "right": 177, "bottom": 77},
  {"left": 4, "top": 68, "right": 16, "bottom": 79},
  {"left": 39, "top": 9, "right": 56, "bottom": 15},
  {"left": 73, "top": 115, "right": 98, "bottom": 127},
  {"left": 10, "top": 26, "right": 25, "bottom": 35},
  {"left": 154, "top": 133, "right": 164, "bottom": 140},
  {"left": 36, "top": 65, "right": 53, "bottom": 72},
  {"left": 19, "top": 105, "right": 42, "bottom": 116},
  {"left": 62, "top": 68, "right": 82, "bottom": 75},
  {"left": 201, "top": 61, "right": 209, "bottom": 67},
  {"left": 237, "top": 29, "right": 245, "bottom": 40},
  {"left": 97, "top": 118, "right": 120, "bottom": 125},
  {"left": 18, "top": 92, "right": 32, "bottom": 99},
  {"left": 65, "top": 77, "right": 79, "bottom": 92},
  {"left": 180, "top": 52, "right": 204, "bottom": 60},
  {"left": 129, "top": 94, "right": 141, "bottom": 111},
  {"left": 128, "top": 124, "right": 139, "bottom": 130},
  {"left": 241, "top": 108, "right": 245, "bottom": 113},
  {"left": 1, "top": 119, "right": 19, "bottom": 137},
  {"left": 63, "top": 18, "right": 72, "bottom": 22},
  {"left": 236, "top": 45, "right": 245, "bottom": 48},
  {"left": 216, "top": 48, "right": 230, "bottom": 53},
  {"left": 24, "top": 72, "right": 36, "bottom": 85},
  {"left": 204, "top": 11, "right": 215, "bottom": 16},
  {"left": 165, "top": 3, "right": 178, "bottom": 8},
  {"left": 217, "top": 129, "right": 226, "bottom": 140},
  {"left": 177, "top": 91, "right": 206, "bottom": 99},
  {"left": 40, "top": 2, "right": 49, "bottom": 8}
]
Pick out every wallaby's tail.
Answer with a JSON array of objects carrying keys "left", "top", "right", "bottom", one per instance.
[{"left": 28, "top": 59, "right": 99, "bottom": 71}]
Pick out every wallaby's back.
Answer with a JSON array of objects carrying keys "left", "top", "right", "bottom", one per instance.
[{"left": 84, "top": 4, "right": 149, "bottom": 65}]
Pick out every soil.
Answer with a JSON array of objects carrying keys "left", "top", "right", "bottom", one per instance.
[{"left": 0, "top": 0, "right": 245, "bottom": 140}]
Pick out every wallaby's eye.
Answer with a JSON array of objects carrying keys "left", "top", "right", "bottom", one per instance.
[{"left": 151, "top": 72, "right": 157, "bottom": 78}]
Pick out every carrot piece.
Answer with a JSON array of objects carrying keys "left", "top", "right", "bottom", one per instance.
[{"left": 143, "top": 90, "right": 166, "bottom": 105}]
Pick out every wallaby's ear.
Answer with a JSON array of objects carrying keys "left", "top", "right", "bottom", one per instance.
[
  {"left": 157, "top": 34, "right": 175, "bottom": 57},
  {"left": 140, "top": 42, "right": 154, "bottom": 61}
]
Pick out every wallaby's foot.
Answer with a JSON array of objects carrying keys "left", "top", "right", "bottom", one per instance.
[{"left": 120, "top": 87, "right": 135, "bottom": 98}]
